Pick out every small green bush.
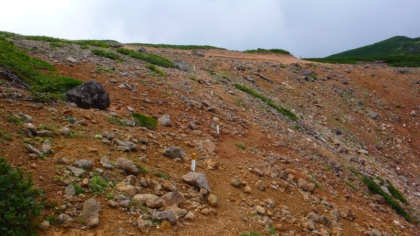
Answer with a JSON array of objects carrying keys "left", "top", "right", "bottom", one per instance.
[
  {"left": 386, "top": 183, "right": 409, "bottom": 205},
  {"left": 116, "top": 48, "right": 174, "bottom": 68},
  {"left": 132, "top": 112, "right": 157, "bottom": 129},
  {"left": 310, "top": 74, "right": 318, "bottom": 80},
  {"left": 154, "top": 172, "right": 168, "bottom": 180},
  {"left": 233, "top": 84, "right": 298, "bottom": 121},
  {"left": 91, "top": 49, "right": 123, "bottom": 61},
  {"left": 234, "top": 143, "right": 246, "bottom": 150},
  {"left": 0, "top": 158, "right": 44, "bottom": 235},
  {"left": 89, "top": 176, "right": 108, "bottom": 194}
]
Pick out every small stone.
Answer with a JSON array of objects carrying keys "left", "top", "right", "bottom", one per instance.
[
  {"left": 82, "top": 198, "right": 101, "bottom": 227},
  {"left": 66, "top": 166, "right": 85, "bottom": 177},
  {"left": 39, "top": 220, "right": 50, "bottom": 230},
  {"left": 137, "top": 218, "right": 153, "bottom": 233},
  {"left": 163, "top": 146, "right": 185, "bottom": 161},
  {"left": 74, "top": 159, "right": 93, "bottom": 170},
  {"left": 231, "top": 176, "right": 242, "bottom": 188},
  {"left": 181, "top": 172, "right": 211, "bottom": 192},
  {"left": 244, "top": 185, "right": 252, "bottom": 194},
  {"left": 255, "top": 180, "right": 266, "bottom": 191},
  {"left": 100, "top": 156, "right": 113, "bottom": 169},
  {"left": 64, "top": 184, "right": 76, "bottom": 196},
  {"left": 255, "top": 205, "right": 265, "bottom": 215},
  {"left": 158, "top": 114, "right": 172, "bottom": 127},
  {"left": 108, "top": 200, "right": 118, "bottom": 208},
  {"left": 201, "top": 208, "right": 210, "bottom": 215},
  {"left": 184, "top": 211, "right": 195, "bottom": 221},
  {"left": 208, "top": 194, "right": 218, "bottom": 207}
]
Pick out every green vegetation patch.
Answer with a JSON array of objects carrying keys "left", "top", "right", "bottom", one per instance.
[
  {"left": 244, "top": 48, "right": 290, "bottom": 55},
  {"left": 89, "top": 176, "right": 108, "bottom": 194},
  {"left": 386, "top": 181, "right": 409, "bottom": 205},
  {"left": 91, "top": 49, "right": 123, "bottom": 61},
  {"left": 147, "top": 64, "right": 166, "bottom": 76},
  {"left": 116, "top": 48, "right": 174, "bottom": 68},
  {"left": 0, "top": 157, "right": 44, "bottom": 235},
  {"left": 233, "top": 83, "right": 298, "bottom": 121},
  {"left": 126, "top": 43, "right": 225, "bottom": 50},
  {"left": 305, "top": 55, "right": 420, "bottom": 68},
  {"left": 132, "top": 112, "right": 157, "bottom": 129},
  {"left": 362, "top": 176, "right": 411, "bottom": 222},
  {"left": 0, "top": 37, "right": 82, "bottom": 102}
]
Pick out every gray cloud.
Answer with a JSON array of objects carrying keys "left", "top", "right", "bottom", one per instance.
[{"left": 1, "top": 0, "right": 419, "bottom": 57}]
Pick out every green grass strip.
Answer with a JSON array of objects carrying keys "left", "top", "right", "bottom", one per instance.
[
  {"left": 233, "top": 83, "right": 298, "bottom": 121},
  {"left": 117, "top": 48, "right": 174, "bottom": 68}
]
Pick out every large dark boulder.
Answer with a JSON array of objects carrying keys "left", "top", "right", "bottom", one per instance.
[{"left": 66, "top": 80, "right": 110, "bottom": 110}]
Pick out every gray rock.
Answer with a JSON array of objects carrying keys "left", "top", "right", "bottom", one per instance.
[
  {"left": 163, "top": 146, "right": 185, "bottom": 160},
  {"left": 152, "top": 210, "right": 178, "bottom": 224},
  {"left": 64, "top": 184, "right": 76, "bottom": 196},
  {"left": 82, "top": 198, "right": 101, "bottom": 227},
  {"left": 307, "top": 212, "right": 319, "bottom": 222},
  {"left": 181, "top": 172, "right": 211, "bottom": 192},
  {"left": 66, "top": 80, "right": 110, "bottom": 110},
  {"left": 188, "top": 121, "right": 198, "bottom": 130},
  {"left": 297, "top": 178, "right": 307, "bottom": 191},
  {"left": 41, "top": 139, "right": 52, "bottom": 153},
  {"left": 255, "top": 180, "right": 266, "bottom": 191},
  {"left": 372, "top": 194, "right": 385, "bottom": 204},
  {"left": 27, "top": 144, "right": 43, "bottom": 157},
  {"left": 368, "top": 111, "right": 380, "bottom": 120},
  {"left": 158, "top": 114, "right": 172, "bottom": 127},
  {"left": 23, "top": 123, "right": 37, "bottom": 135},
  {"left": 58, "top": 213, "right": 73, "bottom": 226},
  {"left": 66, "top": 166, "right": 86, "bottom": 177},
  {"left": 231, "top": 176, "right": 242, "bottom": 188},
  {"left": 192, "top": 50, "right": 205, "bottom": 57},
  {"left": 55, "top": 157, "right": 71, "bottom": 165},
  {"left": 174, "top": 59, "right": 189, "bottom": 72},
  {"left": 100, "top": 156, "right": 113, "bottom": 169},
  {"left": 22, "top": 114, "right": 33, "bottom": 123},
  {"left": 114, "top": 139, "right": 138, "bottom": 152},
  {"left": 162, "top": 191, "right": 185, "bottom": 206},
  {"left": 36, "top": 130, "right": 54, "bottom": 137},
  {"left": 371, "top": 228, "right": 382, "bottom": 236},
  {"left": 265, "top": 198, "right": 275, "bottom": 208},
  {"left": 137, "top": 218, "right": 152, "bottom": 233},
  {"left": 66, "top": 56, "right": 78, "bottom": 63},
  {"left": 137, "top": 47, "right": 147, "bottom": 53},
  {"left": 119, "top": 199, "right": 131, "bottom": 208},
  {"left": 74, "top": 159, "right": 93, "bottom": 170},
  {"left": 132, "top": 194, "right": 163, "bottom": 208},
  {"left": 58, "top": 127, "right": 71, "bottom": 136},
  {"left": 114, "top": 157, "right": 139, "bottom": 175}
]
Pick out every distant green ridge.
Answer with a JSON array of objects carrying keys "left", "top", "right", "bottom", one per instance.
[
  {"left": 327, "top": 36, "right": 420, "bottom": 58},
  {"left": 126, "top": 43, "right": 225, "bottom": 50}
]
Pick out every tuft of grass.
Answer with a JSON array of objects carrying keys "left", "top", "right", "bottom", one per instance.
[
  {"left": 132, "top": 112, "right": 157, "bottom": 129},
  {"left": 241, "top": 230, "right": 261, "bottom": 236},
  {"left": 154, "top": 172, "right": 168, "bottom": 180},
  {"left": 310, "top": 74, "right": 318, "bottom": 80},
  {"left": 348, "top": 166, "right": 359, "bottom": 177},
  {"left": 116, "top": 48, "right": 174, "bottom": 68},
  {"left": 345, "top": 181, "right": 356, "bottom": 190},
  {"left": 244, "top": 48, "right": 290, "bottom": 55},
  {"left": 0, "top": 37, "right": 82, "bottom": 102},
  {"left": 234, "top": 143, "right": 246, "bottom": 150},
  {"left": 73, "top": 184, "right": 85, "bottom": 195},
  {"left": 106, "top": 192, "right": 115, "bottom": 199},
  {"left": 4, "top": 114, "right": 24, "bottom": 124},
  {"left": 146, "top": 64, "right": 166, "bottom": 76},
  {"left": 362, "top": 176, "right": 411, "bottom": 222},
  {"left": 386, "top": 182, "right": 409, "bottom": 205},
  {"left": 310, "top": 178, "right": 323, "bottom": 191},
  {"left": 106, "top": 117, "right": 127, "bottom": 127},
  {"left": 91, "top": 49, "right": 123, "bottom": 61},
  {"left": 189, "top": 75, "right": 199, "bottom": 83},
  {"left": 233, "top": 84, "right": 298, "bottom": 121},
  {"left": 89, "top": 176, "right": 108, "bottom": 195}
]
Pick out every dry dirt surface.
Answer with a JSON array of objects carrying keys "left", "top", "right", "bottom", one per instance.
[{"left": 1, "top": 40, "right": 420, "bottom": 236}]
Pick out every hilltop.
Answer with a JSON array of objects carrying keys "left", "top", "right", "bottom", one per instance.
[
  {"left": 1, "top": 32, "right": 420, "bottom": 236},
  {"left": 327, "top": 36, "right": 420, "bottom": 58}
]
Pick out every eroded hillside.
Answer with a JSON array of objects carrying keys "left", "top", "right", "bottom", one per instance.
[{"left": 1, "top": 37, "right": 420, "bottom": 236}]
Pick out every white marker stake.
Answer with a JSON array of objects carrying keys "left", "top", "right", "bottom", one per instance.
[
  {"left": 191, "top": 153, "right": 197, "bottom": 172},
  {"left": 194, "top": 66, "right": 196, "bottom": 71},
  {"left": 216, "top": 122, "right": 220, "bottom": 134}
]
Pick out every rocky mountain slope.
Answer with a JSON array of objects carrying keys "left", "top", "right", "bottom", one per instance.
[{"left": 1, "top": 37, "right": 420, "bottom": 236}]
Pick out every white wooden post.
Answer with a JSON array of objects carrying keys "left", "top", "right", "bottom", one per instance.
[{"left": 191, "top": 153, "right": 196, "bottom": 172}]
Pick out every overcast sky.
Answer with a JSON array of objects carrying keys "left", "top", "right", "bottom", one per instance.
[{"left": 2, "top": 0, "right": 419, "bottom": 58}]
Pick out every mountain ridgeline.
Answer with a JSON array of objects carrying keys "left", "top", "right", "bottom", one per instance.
[{"left": 306, "top": 36, "right": 420, "bottom": 67}]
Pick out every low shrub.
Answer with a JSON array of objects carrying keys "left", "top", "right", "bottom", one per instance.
[
  {"left": 244, "top": 48, "right": 290, "bottom": 55},
  {"left": 132, "top": 112, "right": 157, "bottom": 129},
  {"left": 146, "top": 64, "right": 166, "bottom": 76},
  {"left": 116, "top": 48, "right": 174, "bottom": 68},
  {"left": 91, "top": 49, "right": 123, "bottom": 61},
  {"left": 386, "top": 182, "right": 409, "bottom": 205},
  {"left": 362, "top": 176, "right": 411, "bottom": 222},
  {"left": 0, "top": 158, "right": 44, "bottom": 235}
]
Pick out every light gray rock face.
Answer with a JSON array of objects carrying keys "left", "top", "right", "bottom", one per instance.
[
  {"left": 181, "top": 172, "right": 211, "bottom": 193},
  {"left": 152, "top": 210, "right": 178, "bottom": 224},
  {"left": 231, "top": 176, "right": 242, "bottom": 188},
  {"left": 368, "top": 111, "right": 380, "bottom": 120},
  {"left": 255, "top": 180, "right": 266, "bottom": 191},
  {"left": 114, "top": 157, "right": 140, "bottom": 175},
  {"left": 74, "top": 159, "right": 93, "bottom": 170},
  {"left": 114, "top": 139, "right": 138, "bottom": 152},
  {"left": 82, "top": 198, "right": 101, "bottom": 227},
  {"left": 41, "top": 139, "right": 52, "bottom": 153},
  {"left": 58, "top": 213, "right": 73, "bottom": 226},
  {"left": 158, "top": 114, "right": 172, "bottom": 127},
  {"left": 66, "top": 80, "right": 110, "bottom": 110},
  {"left": 163, "top": 146, "right": 185, "bottom": 160}
]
